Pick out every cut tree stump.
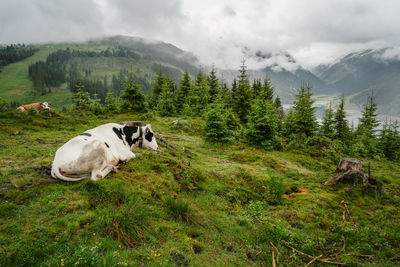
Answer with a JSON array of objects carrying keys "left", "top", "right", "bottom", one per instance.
[
  {"left": 336, "top": 158, "right": 362, "bottom": 172},
  {"left": 325, "top": 160, "right": 381, "bottom": 197}
]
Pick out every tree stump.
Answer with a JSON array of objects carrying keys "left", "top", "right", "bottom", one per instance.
[
  {"left": 325, "top": 160, "right": 381, "bottom": 197},
  {"left": 336, "top": 158, "right": 362, "bottom": 172}
]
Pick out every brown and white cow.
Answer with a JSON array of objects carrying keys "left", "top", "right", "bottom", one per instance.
[{"left": 17, "top": 102, "right": 51, "bottom": 112}]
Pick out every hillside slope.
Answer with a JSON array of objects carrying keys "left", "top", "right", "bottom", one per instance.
[
  {"left": 0, "top": 110, "right": 399, "bottom": 266},
  {"left": 0, "top": 36, "right": 201, "bottom": 110}
]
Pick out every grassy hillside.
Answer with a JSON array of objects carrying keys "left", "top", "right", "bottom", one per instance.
[
  {"left": 0, "top": 110, "right": 399, "bottom": 266},
  {"left": 0, "top": 37, "right": 199, "bottom": 111}
]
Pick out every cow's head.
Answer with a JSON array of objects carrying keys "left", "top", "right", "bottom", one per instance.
[
  {"left": 142, "top": 124, "right": 158, "bottom": 150},
  {"left": 40, "top": 102, "right": 51, "bottom": 110}
]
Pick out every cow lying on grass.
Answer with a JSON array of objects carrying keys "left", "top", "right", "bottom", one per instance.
[
  {"left": 17, "top": 102, "right": 51, "bottom": 112},
  {"left": 51, "top": 123, "right": 158, "bottom": 181}
]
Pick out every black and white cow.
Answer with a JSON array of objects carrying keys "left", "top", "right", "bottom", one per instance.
[{"left": 51, "top": 123, "right": 158, "bottom": 181}]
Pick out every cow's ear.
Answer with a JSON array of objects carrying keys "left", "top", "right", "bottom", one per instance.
[{"left": 147, "top": 124, "right": 152, "bottom": 130}]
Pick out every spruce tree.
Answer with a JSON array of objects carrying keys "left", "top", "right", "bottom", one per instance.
[
  {"left": 204, "top": 101, "right": 233, "bottom": 144},
  {"left": 351, "top": 94, "right": 380, "bottom": 157},
  {"left": 207, "top": 66, "right": 219, "bottom": 102},
  {"left": 291, "top": 84, "right": 317, "bottom": 147},
  {"left": 252, "top": 79, "right": 262, "bottom": 99},
  {"left": 121, "top": 71, "right": 147, "bottom": 112},
  {"left": 320, "top": 102, "right": 335, "bottom": 139},
  {"left": 246, "top": 98, "right": 279, "bottom": 150},
  {"left": 105, "top": 91, "right": 119, "bottom": 113},
  {"left": 151, "top": 66, "right": 164, "bottom": 105},
  {"left": 72, "top": 82, "right": 92, "bottom": 110},
  {"left": 219, "top": 79, "right": 231, "bottom": 106},
  {"left": 157, "top": 77, "right": 177, "bottom": 116},
  {"left": 176, "top": 70, "right": 192, "bottom": 113},
  {"left": 334, "top": 96, "right": 350, "bottom": 142},
  {"left": 261, "top": 76, "right": 274, "bottom": 102},
  {"left": 379, "top": 121, "right": 400, "bottom": 160},
  {"left": 186, "top": 75, "right": 210, "bottom": 115},
  {"left": 357, "top": 95, "right": 379, "bottom": 138},
  {"left": 90, "top": 91, "right": 104, "bottom": 114},
  {"left": 232, "top": 61, "right": 252, "bottom": 123}
]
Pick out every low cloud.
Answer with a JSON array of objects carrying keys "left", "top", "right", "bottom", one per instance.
[{"left": 1, "top": 0, "right": 400, "bottom": 70}]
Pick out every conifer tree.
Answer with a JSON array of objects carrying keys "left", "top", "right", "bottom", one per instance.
[
  {"left": 207, "top": 66, "right": 219, "bottom": 102},
  {"left": 252, "top": 79, "right": 262, "bottom": 99},
  {"left": 176, "top": 70, "right": 192, "bottom": 113},
  {"left": 186, "top": 75, "right": 210, "bottom": 115},
  {"left": 379, "top": 121, "right": 400, "bottom": 160},
  {"left": 72, "top": 82, "right": 92, "bottom": 110},
  {"left": 151, "top": 66, "right": 164, "bottom": 105},
  {"left": 334, "top": 96, "right": 350, "bottom": 142},
  {"left": 105, "top": 91, "right": 119, "bottom": 113},
  {"left": 157, "top": 77, "right": 177, "bottom": 116},
  {"left": 90, "top": 91, "right": 104, "bottom": 114},
  {"left": 351, "top": 94, "right": 380, "bottom": 157},
  {"left": 121, "top": 71, "right": 147, "bottom": 112},
  {"left": 261, "top": 77, "right": 274, "bottom": 102},
  {"left": 291, "top": 84, "right": 317, "bottom": 147},
  {"left": 357, "top": 95, "right": 379, "bottom": 138},
  {"left": 204, "top": 101, "right": 233, "bottom": 144},
  {"left": 218, "top": 79, "right": 231, "bottom": 107},
  {"left": 232, "top": 61, "right": 252, "bottom": 123},
  {"left": 319, "top": 102, "right": 335, "bottom": 139},
  {"left": 246, "top": 98, "right": 279, "bottom": 150}
]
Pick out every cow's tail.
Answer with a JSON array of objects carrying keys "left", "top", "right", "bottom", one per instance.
[{"left": 51, "top": 165, "right": 87, "bottom": 182}]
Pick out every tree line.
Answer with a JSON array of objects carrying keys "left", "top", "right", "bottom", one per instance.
[
  {"left": 0, "top": 44, "right": 37, "bottom": 71},
  {"left": 70, "top": 60, "right": 400, "bottom": 162},
  {"left": 27, "top": 48, "right": 146, "bottom": 97}
]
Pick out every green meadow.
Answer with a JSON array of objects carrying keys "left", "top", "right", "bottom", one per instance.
[{"left": 0, "top": 110, "right": 399, "bottom": 266}]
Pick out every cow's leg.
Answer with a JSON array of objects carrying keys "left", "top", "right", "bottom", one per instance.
[{"left": 90, "top": 165, "right": 114, "bottom": 181}]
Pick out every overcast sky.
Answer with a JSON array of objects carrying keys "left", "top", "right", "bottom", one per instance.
[{"left": 1, "top": 0, "right": 400, "bottom": 70}]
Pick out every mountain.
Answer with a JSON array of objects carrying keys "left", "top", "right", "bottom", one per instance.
[
  {"left": 219, "top": 48, "right": 330, "bottom": 103},
  {"left": 315, "top": 48, "right": 400, "bottom": 116}
]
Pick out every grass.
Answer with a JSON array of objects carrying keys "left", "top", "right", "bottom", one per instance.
[{"left": 0, "top": 109, "right": 399, "bottom": 266}]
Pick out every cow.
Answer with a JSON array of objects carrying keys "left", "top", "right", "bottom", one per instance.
[
  {"left": 51, "top": 123, "right": 158, "bottom": 182},
  {"left": 17, "top": 102, "right": 51, "bottom": 112}
]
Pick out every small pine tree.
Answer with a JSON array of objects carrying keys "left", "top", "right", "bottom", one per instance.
[
  {"left": 151, "top": 66, "right": 164, "bottom": 105},
  {"left": 351, "top": 94, "right": 380, "bottom": 157},
  {"left": 251, "top": 79, "right": 262, "bottom": 99},
  {"left": 357, "top": 94, "right": 379, "bottom": 138},
  {"left": 157, "top": 77, "right": 177, "bottom": 116},
  {"left": 319, "top": 102, "right": 335, "bottom": 139},
  {"left": 121, "top": 71, "right": 147, "bottom": 112},
  {"left": 379, "top": 121, "right": 400, "bottom": 160},
  {"left": 105, "top": 91, "right": 119, "bottom": 113},
  {"left": 260, "top": 77, "right": 274, "bottom": 102},
  {"left": 72, "top": 82, "right": 92, "bottom": 110},
  {"left": 291, "top": 84, "right": 317, "bottom": 147},
  {"left": 90, "top": 91, "right": 104, "bottom": 114},
  {"left": 232, "top": 60, "right": 252, "bottom": 123},
  {"left": 246, "top": 98, "right": 279, "bottom": 150},
  {"left": 334, "top": 96, "right": 350, "bottom": 142},
  {"left": 207, "top": 66, "right": 219, "bottom": 102},
  {"left": 204, "top": 102, "right": 233, "bottom": 144},
  {"left": 175, "top": 70, "right": 192, "bottom": 113}
]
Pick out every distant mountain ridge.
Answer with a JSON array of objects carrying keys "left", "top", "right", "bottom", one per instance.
[{"left": 314, "top": 48, "right": 400, "bottom": 116}]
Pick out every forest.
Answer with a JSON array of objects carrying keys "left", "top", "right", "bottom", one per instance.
[{"left": 67, "top": 60, "right": 400, "bottom": 162}]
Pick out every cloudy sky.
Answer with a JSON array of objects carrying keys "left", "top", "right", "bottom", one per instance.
[{"left": 1, "top": 0, "right": 399, "bottom": 70}]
